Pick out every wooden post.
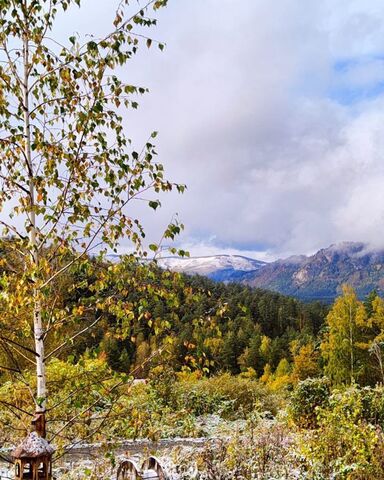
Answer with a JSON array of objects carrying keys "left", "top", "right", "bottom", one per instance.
[{"left": 32, "top": 413, "right": 46, "bottom": 439}]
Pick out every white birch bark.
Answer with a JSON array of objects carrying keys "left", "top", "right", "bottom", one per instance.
[{"left": 22, "top": 2, "right": 46, "bottom": 423}]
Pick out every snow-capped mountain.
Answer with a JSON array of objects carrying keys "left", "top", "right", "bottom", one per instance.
[
  {"left": 109, "top": 242, "right": 384, "bottom": 301},
  {"left": 159, "top": 243, "right": 384, "bottom": 300},
  {"left": 157, "top": 255, "right": 266, "bottom": 281}
]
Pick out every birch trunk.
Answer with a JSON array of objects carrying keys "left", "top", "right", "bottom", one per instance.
[{"left": 22, "top": 4, "right": 47, "bottom": 435}]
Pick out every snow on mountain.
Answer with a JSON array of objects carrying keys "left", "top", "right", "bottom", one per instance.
[
  {"left": 158, "top": 255, "right": 266, "bottom": 277},
  {"left": 108, "top": 242, "right": 384, "bottom": 300}
]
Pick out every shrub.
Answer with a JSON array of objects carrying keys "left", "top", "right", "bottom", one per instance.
[
  {"left": 173, "top": 373, "right": 281, "bottom": 419},
  {"left": 148, "top": 364, "right": 178, "bottom": 406},
  {"left": 360, "top": 385, "right": 384, "bottom": 428},
  {"left": 298, "top": 387, "right": 384, "bottom": 479},
  {"left": 289, "top": 377, "right": 330, "bottom": 428},
  {"left": 173, "top": 421, "right": 295, "bottom": 479}
]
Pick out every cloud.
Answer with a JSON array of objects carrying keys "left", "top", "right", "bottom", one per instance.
[{"left": 54, "top": 0, "right": 384, "bottom": 259}]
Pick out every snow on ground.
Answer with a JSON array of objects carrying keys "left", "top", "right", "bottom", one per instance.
[{"left": 0, "top": 466, "right": 11, "bottom": 480}]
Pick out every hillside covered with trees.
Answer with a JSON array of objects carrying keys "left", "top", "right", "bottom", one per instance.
[
  {"left": 2, "top": 245, "right": 384, "bottom": 477},
  {"left": 3, "top": 243, "right": 384, "bottom": 388}
]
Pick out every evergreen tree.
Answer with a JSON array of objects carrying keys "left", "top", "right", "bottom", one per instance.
[{"left": 364, "top": 290, "right": 379, "bottom": 317}]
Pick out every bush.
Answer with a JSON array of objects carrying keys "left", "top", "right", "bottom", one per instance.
[
  {"left": 148, "top": 364, "right": 178, "bottom": 406},
  {"left": 298, "top": 386, "right": 384, "bottom": 479},
  {"left": 173, "top": 373, "right": 281, "bottom": 419},
  {"left": 110, "top": 373, "right": 282, "bottom": 439},
  {"left": 360, "top": 385, "right": 384, "bottom": 428},
  {"left": 289, "top": 377, "right": 330, "bottom": 428},
  {"left": 172, "top": 421, "right": 295, "bottom": 479}
]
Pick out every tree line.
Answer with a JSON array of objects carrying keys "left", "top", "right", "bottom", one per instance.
[{"left": 51, "top": 258, "right": 384, "bottom": 389}]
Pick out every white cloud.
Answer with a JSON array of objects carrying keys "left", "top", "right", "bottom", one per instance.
[{"left": 47, "top": 1, "right": 384, "bottom": 259}]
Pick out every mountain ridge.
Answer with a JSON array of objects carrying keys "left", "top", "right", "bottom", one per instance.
[{"left": 159, "top": 242, "right": 384, "bottom": 301}]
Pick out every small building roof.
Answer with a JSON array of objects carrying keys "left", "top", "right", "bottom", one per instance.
[{"left": 12, "top": 432, "right": 55, "bottom": 459}]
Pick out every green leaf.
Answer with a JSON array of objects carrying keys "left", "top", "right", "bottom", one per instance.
[{"left": 149, "top": 200, "right": 160, "bottom": 210}]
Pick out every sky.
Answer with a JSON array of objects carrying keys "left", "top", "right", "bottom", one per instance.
[{"left": 57, "top": 0, "right": 384, "bottom": 261}]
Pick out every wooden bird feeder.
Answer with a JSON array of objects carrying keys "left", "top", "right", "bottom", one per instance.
[{"left": 12, "top": 432, "right": 55, "bottom": 480}]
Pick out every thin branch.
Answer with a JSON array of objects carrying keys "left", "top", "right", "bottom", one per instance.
[
  {"left": 0, "top": 400, "right": 33, "bottom": 417},
  {"left": 0, "top": 335, "right": 40, "bottom": 357},
  {"left": 50, "top": 347, "right": 163, "bottom": 442},
  {"left": 44, "top": 316, "right": 101, "bottom": 361},
  {"left": 0, "top": 221, "right": 27, "bottom": 241},
  {"left": 3, "top": 341, "right": 37, "bottom": 366},
  {"left": 0, "top": 364, "right": 20, "bottom": 373}
]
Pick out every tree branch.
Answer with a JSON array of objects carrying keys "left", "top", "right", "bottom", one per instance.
[{"left": 44, "top": 316, "right": 102, "bottom": 361}]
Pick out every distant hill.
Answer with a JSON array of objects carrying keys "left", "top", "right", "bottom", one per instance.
[
  {"left": 159, "top": 243, "right": 384, "bottom": 301},
  {"left": 157, "top": 255, "right": 266, "bottom": 282}
]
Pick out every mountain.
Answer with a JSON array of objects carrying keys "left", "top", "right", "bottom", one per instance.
[
  {"left": 158, "top": 243, "right": 384, "bottom": 301},
  {"left": 242, "top": 242, "right": 384, "bottom": 301},
  {"left": 108, "top": 242, "right": 384, "bottom": 301},
  {"left": 157, "top": 255, "right": 266, "bottom": 282}
]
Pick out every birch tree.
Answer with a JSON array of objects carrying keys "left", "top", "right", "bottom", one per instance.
[
  {"left": 0, "top": 0, "right": 183, "bottom": 439},
  {"left": 321, "top": 285, "right": 367, "bottom": 385}
]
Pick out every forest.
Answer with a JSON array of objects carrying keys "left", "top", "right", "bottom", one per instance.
[
  {"left": 2, "top": 245, "right": 384, "bottom": 478},
  {"left": 0, "top": 245, "right": 328, "bottom": 380}
]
